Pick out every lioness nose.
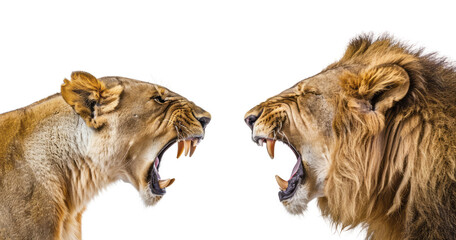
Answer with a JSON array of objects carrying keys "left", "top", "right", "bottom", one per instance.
[
  {"left": 192, "top": 105, "right": 211, "bottom": 130},
  {"left": 197, "top": 116, "right": 211, "bottom": 129},
  {"left": 245, "top": 114, "right": 259, "bottom": 130}
]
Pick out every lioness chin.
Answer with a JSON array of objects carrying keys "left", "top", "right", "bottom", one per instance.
[
  {"left": 245, "top": 35, "right": 456, "bottom": 239},
  {"left": 0, "top": 71, "right": 210, "bottom": 240}
]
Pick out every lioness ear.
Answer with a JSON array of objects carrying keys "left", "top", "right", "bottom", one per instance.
[
  {"left": 61, "top": 71, "right": 124, "bottom": 129},
  {"left": 341, "top": 64, "right": 410, "bottom": 115}
]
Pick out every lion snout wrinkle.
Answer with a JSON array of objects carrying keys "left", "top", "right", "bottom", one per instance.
[
  {"left": 253, "top": 109, "right": 287, "bottom": 138},
  {"left": 245, "top": 102, "right": 290, "bottom": 140}
]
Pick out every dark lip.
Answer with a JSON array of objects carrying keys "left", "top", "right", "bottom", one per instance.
[{"left": 252, "top": 136, "right": 305, "bottom": 202}]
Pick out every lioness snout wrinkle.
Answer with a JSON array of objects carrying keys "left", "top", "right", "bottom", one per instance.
[{"left": 0, "top": 71, "right": 210, "bottom": 239}]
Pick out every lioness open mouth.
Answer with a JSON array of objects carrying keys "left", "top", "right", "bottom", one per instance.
[
  {"left": 148, "top": 137, "right": 201, "bottom": 196},
  {"left": 253, "top": 137, "right": 305, "bottom": 201}
]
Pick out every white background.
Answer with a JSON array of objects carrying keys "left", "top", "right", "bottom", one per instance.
[{"left": 0, "top": 1, "right": 455, "bottom": 239}]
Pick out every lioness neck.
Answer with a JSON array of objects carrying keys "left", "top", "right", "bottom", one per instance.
[{"left": 2, "top": 95, "right": 119, "bottom": 213}]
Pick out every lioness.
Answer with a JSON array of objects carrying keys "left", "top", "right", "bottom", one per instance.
[
  {"left": 0, "top": 71, "right": 211, "bottom": 239},
  {"left": 245, "top": 35, "right": 456, "bottom": 239}
]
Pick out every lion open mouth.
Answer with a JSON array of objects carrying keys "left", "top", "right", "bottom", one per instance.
[
  {"left": 254, "top": 137, "right": 305, "bottom": 201},
  {"left": 148, "top": 138, "right": 201, "bottom": 196}
]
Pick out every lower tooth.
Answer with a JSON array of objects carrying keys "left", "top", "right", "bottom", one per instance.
[
  {"left": 159, "top": 178, "right": 176, "bottom": 189},
  {"left": 259, "top": 139, "right": 264, "bottom": 146},
  {"left": 275, "top": 175, "right": 288, "bottom": 191}
]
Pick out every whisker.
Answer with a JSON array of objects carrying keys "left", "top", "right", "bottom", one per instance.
[{"left": 174, "top": 125, "right": 182, "bottom": 140}]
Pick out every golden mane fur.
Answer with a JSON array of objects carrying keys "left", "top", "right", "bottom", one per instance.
[{"left": 318, "top": 35, "right": 456, "bottom": 239}]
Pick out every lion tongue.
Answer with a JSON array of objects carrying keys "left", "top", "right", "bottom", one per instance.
[
  {"left": 275, "top": 158, "right": 301, "bottom": 191},
  {"left": 290, "top": 157, "right": 301, "bottom": 180},
  {"left": 278, "top": 157, "right": 305, "bottom": 201}
]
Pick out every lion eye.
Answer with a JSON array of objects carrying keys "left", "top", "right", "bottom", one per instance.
[
  {"left": 152, "top": 96, "right": 167, "bottom": 104},
  {"left": 304, "top": 90, "right": 321, "bottom": 96}
]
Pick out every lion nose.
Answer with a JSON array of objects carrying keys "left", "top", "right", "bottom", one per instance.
[
  {"left": 245, "top": 114, "right": 259, "bottom": 130},
  {"left": 197, "top": 116, "right": 211, "bottom": 129}
]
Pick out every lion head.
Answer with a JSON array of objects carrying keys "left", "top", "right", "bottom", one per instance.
[
  {"left": 61, "top": 71, "right": 211, "bottom": 206},
  {"left": 245, "top": 35, "right": 456, "bottom": 239}
]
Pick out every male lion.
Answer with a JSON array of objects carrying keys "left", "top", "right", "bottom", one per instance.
[
  {"left": 245, "top": 35, "right": 456, "bottom": 239},
  {"left": 0, "top": 72, "right": 211, "bottom": 239}
]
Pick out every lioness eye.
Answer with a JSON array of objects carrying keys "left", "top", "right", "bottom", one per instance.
[{"left": 152, "top": 96, "right": 167, "bottom": 104}]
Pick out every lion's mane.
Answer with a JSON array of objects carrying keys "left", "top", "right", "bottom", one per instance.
[{"left": 318, "top": 35, "right": 456, "bottom": 239}]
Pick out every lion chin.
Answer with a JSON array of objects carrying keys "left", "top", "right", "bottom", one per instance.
[{"left": 281, "top": 186, "right": 310, "bottom": 215}]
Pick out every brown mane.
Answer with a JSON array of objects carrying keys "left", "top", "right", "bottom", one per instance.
[{"left": 318, "top": 35, "right": 456, "bottom": 239}]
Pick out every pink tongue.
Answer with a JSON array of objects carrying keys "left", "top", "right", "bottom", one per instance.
[
  {"left": 154, "top": 157, "right": 161, "bottom": 179},
  {"left": 289, "top": 157, "right": 302, "bottom": 181}
]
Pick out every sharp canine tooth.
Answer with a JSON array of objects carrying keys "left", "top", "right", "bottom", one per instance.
[
  {"left": 177, "top": 141, "right": 184, "bottom": 158},
  {"left": 159, "top": 178, "right": 175, "bottom": 189},
  {"left": 192, "top": 139, "right": 198, "bottom": 147},
  {"left": 184, "top": 140, "right": 191, "bottom": 156},
  {"left": 266, "top": 139, "right": 276, "bottom": 159},
  {"left": 275, "top": 175, "right": 288, "bottom": 191},
  {"left": 190, "top": 140, "right": 197, "bottom": 157}
]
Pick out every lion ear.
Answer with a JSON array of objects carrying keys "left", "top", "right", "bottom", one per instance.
[
  {"left": 342, "top": 64, "right": 410, "bottom": 115},
  {"left": 61, "top": 71, "right": 124, "bottom": 129}
]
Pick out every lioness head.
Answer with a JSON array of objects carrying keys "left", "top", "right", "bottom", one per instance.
[
  {"left": 245, "top": 36, "right": 413, "bottom": 215},
  {"left": 61, "top": 71, "right": 211, "bottom": 206}
]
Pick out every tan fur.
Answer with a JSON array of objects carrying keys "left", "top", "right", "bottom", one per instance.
[
  {"left": 246, "top": 35, "right": 456, "bottom": 239},
  {"left": 0, "top": 72, "right": 210, "bottom": 239}
]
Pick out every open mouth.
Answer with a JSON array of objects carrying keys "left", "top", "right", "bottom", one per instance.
[
  {"left": 253, "top": 137, "right": 305, "bottom": 201},
  {"left": 148, "top": 137, "right": 201, "bottom": 196}
]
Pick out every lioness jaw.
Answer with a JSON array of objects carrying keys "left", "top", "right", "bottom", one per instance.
[{"left": 0, "top": 71, "right": 211, "bottom": 239}]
